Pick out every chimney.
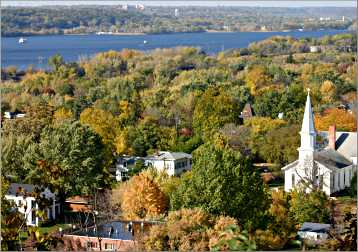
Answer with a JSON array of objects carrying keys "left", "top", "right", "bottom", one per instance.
[{"left": 328, "top": 125, "right": 336, "bottom": 150}]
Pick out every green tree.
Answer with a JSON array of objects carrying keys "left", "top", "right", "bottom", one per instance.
[
  {"left": 289, "top": 189, "right": 332, "bottom": 224},
  {"left": 171, "top": 135, "right": 269, "bottom": 231},
  {"left": 350, "top": 172, "right": 357, "bottom": 197},
  {"left": 1, "top": 134, "right": 34, "bottom": 181},
  {"left": 23, "top": 121, "right": 111, "bottom": 204},
  {"left": 48, "top": 54, "right": 64, "bottom": 71},
  {"left": 259, "top": 124, "right": 300, "bottom": 166},
  {"left": 1, "top": 178, "right": 25, "bottom": 251}
]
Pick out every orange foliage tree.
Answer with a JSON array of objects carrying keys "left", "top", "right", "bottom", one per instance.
[
  {"left": 119, "top": 173, "right": 168, "bottom": 220},
  {"left": 314, "top": 108, "right": 357, "bottom": 132}
]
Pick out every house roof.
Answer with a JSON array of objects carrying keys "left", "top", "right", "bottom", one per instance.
[
  {"left": 7, "top": 183, "right": 37, "bottom": 196},
  {"left": 7, "top": 183, "right": 56, "bottom": 198},
  {"left": 146, "top": 151, "right": 192, "bottom": 161},
  {"left": 71, "top": 221, "right": 134, "bottom": 240},
  {"left": 240, "top": 103, "right": 253, "bottom": 119},
  {"left": 318, "top": 131, "right": 357, "bottom": 160},
  {"left": 299, "top": 222, "right": 331, "bottom": 233},
  {"left": 69, "top": 220, "right": 163, "bottom": 240}
]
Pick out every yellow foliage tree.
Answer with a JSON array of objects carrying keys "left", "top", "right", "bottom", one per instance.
[
  {"left": 22, "top": 71, "right": 50, "bottom": 94},
  {"left": 119, "top": 173, "right": 168, "bottom": 220},
  {"left": 53, "top": 108, "right": 73, "bottom": 125},
  {"left": 114, "top": 128, "right": 132, "bottom": 155},
  {"left": 255, "top": 190, "right": 297, "bottom": 250},
  {"left": 245, "top": 65, "right": 272, "bottom": 96},
  {"left": 80, "top": 107, "right": 118, "bottom": 148},
  {"left": 244, "top": 117, "right": 287, "bottom": 136},
  {"left": 320, "top": 80, "right": 336, "bottom": 103},
  {"left": 314, "top": 108, "right": 357, "bottom": 132}
]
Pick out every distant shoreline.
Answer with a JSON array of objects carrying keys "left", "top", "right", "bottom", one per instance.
[{"left": 2, "top": 28, "right": 349, "bottom": 37}]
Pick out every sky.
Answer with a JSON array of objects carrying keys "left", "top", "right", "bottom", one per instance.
[{"left": 1, "top": 1, "right": 357, "bottom": 7}]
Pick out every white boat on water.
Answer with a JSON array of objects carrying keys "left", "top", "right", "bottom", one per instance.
[
  {"left": 18, "top": 37, "right": 27, "bottom": 44},
  {"left": 143, "top": 40, "right": 148, "bottom": 44}
]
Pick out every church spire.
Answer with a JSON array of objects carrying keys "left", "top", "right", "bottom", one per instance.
[{"left": 298, "top": 89, "right": 316, "bottom": 162}]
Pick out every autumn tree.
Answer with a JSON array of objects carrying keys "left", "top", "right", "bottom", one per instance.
[
  {"left": 255, "top": 190, "right": 297, "bottom": 250},
  {"left": 119, "top": 173, "right": 168, "bottom": 220},
  {"left": 193, "top": 87, "right": 240, "bottom": 139},
  {"left": 245, "top": 65, "right": 273, "bottom": 95},
  {"left": 243, "top": 117, "right": 287, "bottom": 158},
  {"left": 80, "top": 107, "right": 119, "bottom": 148},
  {"left": 143, "top": 208, "right": 256, "bottom": 251},
  {"left": 314, "top": 108, "right": 357, "bottom": 132},
  {"left": 2, "top": 102, "right": 54, "bottom": 141},
  {"left": 53, "top": 107, "right": 73, "bottom": 125},
  {"left": 322, "top": 209, "right": 357, "bottom": 251},
  {"left": 320, "top": 80, "right": 337, "bottom": 104}
]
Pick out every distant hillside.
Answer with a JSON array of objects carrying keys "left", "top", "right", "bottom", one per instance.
[{"left": 1, "top": 6, "right": 355, "bottom": 36}]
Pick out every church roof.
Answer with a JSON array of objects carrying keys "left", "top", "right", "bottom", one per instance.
[
  {"left": 301, "top": 92, "right": 316, "bottom": 134},
  {"left": 314, "top": 149, "right": 352, "bottom": 170},
  {"left": 281, "top": 149, "right": 352, "bottom": 171},
  {"left": 281, "top": 160, "right": 299, "bottom": 171},
  {"left": 318, "top": 131, "right": 357, "bottom": 160}
]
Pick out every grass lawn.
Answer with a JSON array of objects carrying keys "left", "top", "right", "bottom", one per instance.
[{"left": 20, "top": 223, "right": 71, "bottom": 240}]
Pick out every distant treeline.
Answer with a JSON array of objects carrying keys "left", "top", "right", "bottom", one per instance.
[{"left": 2, "top": 6, "right": 356, "bottom": 36}]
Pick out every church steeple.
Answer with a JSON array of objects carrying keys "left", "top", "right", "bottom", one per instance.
[{"left": 298, "top": 89, "right": 316, "bottom": 163}]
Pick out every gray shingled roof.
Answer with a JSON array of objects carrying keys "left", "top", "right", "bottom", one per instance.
[
  {"left": 146, "top": 151, "right": 192, "bottom": 161},
  {"left": 299, "top": 222, "right": 331, "bottom": 233},
  {"left": 7, "top": 183, "right": 36, "bottom": 196},
  {"left": 318, "top": 131, "right": 357, "bottom": 160},
  {"left": 314, "top": 149, "right": 352, "bottom": 170},
  {"left": 72, "top": 221, "right": 134, "bottom": 240}
]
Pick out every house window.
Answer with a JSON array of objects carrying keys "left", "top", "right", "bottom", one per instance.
[
  {"left": 86, "top": 242, "right": 97, "bottom": 249},
  {"left": 105, "top": 243, "right": 114, "bottom": 250},
  {"left": 291, "top": 174, "right": 295, "bottom": 186}
]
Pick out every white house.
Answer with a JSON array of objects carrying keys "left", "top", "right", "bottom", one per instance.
[
  {"left": 145, "top": 151, "right": 192, "bottom": 176},
  {"left": 282, "top": 91, "right": 357, "bottom": 195},
  {"left": 298, "top": 222, "right": 331, "bottom": 242},
  {"left": 114, "top": 156, "right": 144, "bottom": 181},
  {"left": 5, "top": 183, "right": 60, "bottom": 226}
]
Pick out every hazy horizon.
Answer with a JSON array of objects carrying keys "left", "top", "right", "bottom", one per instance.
[{"left": 2, "top": 0, "right": 357, "bottom": 8}]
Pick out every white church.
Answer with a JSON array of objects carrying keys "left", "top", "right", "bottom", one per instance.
[{"left": 282, "top": 91, "right": 357, "bottom": 195}]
